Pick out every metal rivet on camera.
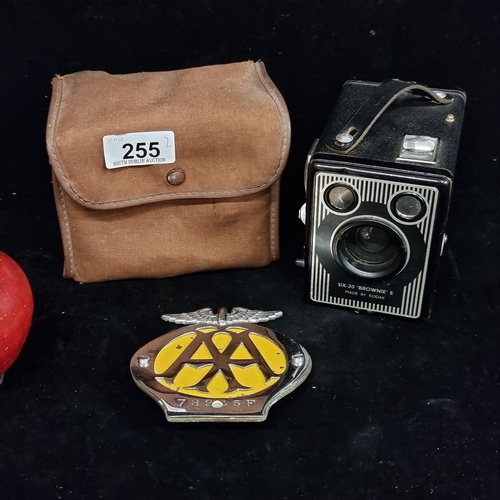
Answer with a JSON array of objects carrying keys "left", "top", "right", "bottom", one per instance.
[
  {"left": 394, "top": 195, "right": 424, "bottom": 221},
  {"left": 335, "top": 133, "right": 354, "bottom": 145},
  {"left": 446, "top": 114, "right": 455, "bottom": 123},
  {"left": 327, "top": 185, "right": 356, "bottom": 212},
  {"left": 166, "top": 168, "right": 185, "bottom": 186}
]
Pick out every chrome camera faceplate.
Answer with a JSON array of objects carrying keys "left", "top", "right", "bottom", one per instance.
[{"left": 309, "top": 172, "right": 439, "bottom": 318}]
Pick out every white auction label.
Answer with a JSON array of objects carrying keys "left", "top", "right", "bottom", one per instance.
[{"left": 102, "top": 131, "right": 175, "bottom": 169}]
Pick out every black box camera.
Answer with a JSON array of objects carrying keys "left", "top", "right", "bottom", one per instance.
[{"left": 302, "top": 79, "right": 465, "bottom": 319}]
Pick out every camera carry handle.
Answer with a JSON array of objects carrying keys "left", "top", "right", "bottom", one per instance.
[{"left": 328, "top": 79, "right": 453, "bottom": 154}]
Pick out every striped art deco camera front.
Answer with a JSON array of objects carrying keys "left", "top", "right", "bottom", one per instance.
[{"left": 303, "top": 80, "right": 465, "bottom": 319}]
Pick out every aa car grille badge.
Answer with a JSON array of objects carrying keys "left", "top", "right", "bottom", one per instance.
[{"left": 130, "top": 307, "right": 312, "bottom": 422}]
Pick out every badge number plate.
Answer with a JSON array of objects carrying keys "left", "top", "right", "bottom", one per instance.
[{"left": 103, "top": 131, "right": 175, "bottom": 170}]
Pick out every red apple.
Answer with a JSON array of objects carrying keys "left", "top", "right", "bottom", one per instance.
[{"left": 0, "top": 251, "right": 34, "bottom": 379}]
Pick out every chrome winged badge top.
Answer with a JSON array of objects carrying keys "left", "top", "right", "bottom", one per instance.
[
  {"left": 131, "top": 307, "right": 311, "bottom": 422},
  {"left": 161, "top": 307, "right": 284, "bottom": 326}
]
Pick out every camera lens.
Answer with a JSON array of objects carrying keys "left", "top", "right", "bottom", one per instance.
[
  {"left": 334, "top": 220, "right": 407, "bottom": 279},
  {"left": 354, "top": 226, "right": 390, "bottom": 253}
]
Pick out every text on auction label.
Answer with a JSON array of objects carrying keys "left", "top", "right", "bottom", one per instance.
[{"left": 102, "top": 131, "right": 175, "bottom": 169}]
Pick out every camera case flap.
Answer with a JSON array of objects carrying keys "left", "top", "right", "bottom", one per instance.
[
  {"left": 305, "top": 79, "right": 466, "bottom": 319},
  {"left": 46, "top": 62, "right": 291, "bottom": 282}
]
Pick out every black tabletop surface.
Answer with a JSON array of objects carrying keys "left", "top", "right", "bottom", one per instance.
[{"left": 1, "top": 1, "right": 499, "bottom": 499}]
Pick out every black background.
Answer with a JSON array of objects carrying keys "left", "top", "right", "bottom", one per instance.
[{"left": 1, "top": 1, "right": 499, "bottom": 499}]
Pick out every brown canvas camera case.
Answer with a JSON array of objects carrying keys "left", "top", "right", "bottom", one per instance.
[{"left": 46, "top": 61, "right": 290, "bottom": 282}]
